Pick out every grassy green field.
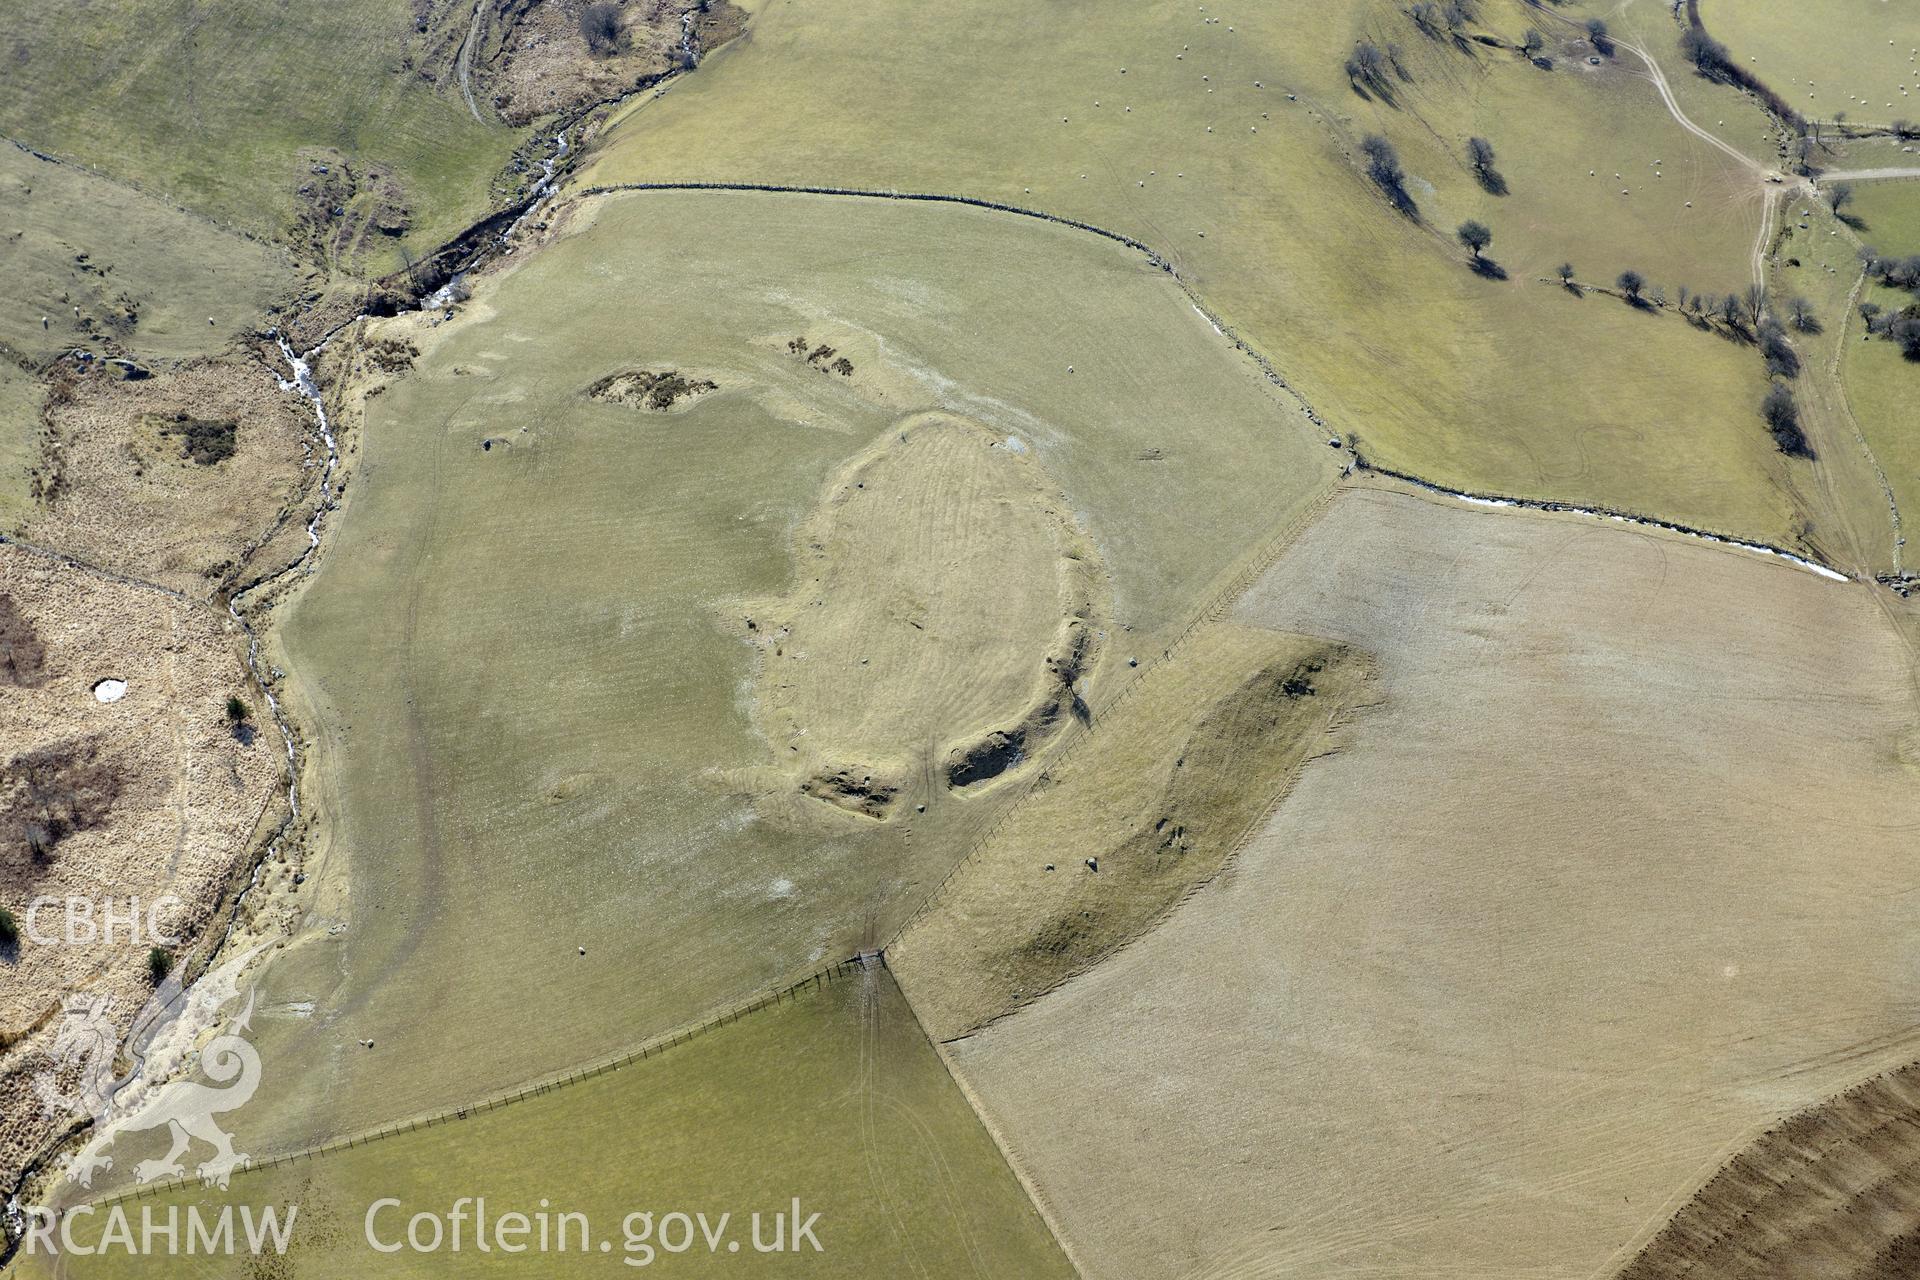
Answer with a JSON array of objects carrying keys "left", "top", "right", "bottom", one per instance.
[
  {"left": 1706, "top": 0, "right": 1920, "bottom": 127},
  {"left": 1846, "top": 178, "right": 1920, "bottom": 251},
  {"left": 0, "top": 0, "right": 521, "bottom": 271},
  {"left": 17, "top": 967, "right": 1072, "bottom": 1278},
  {"left": 579, "top": 0, "right": 1823, "bottom": 551},
  {"left": 225, "top": 187, "right": 1335, "bottom": 1157},
  {"left": 1769, "top": 178, "right": 1920, "bottom": 563},
  {"left": 0, "top": 144, "right": 294, "bottom": 364},
  {"left": 1607, "top": 0, "right": 1786, "bottom": 171},
  {"left": 1843, "top": 278, "right": 1920, "bottom": 528}
]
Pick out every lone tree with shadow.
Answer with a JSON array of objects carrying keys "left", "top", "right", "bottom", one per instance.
[
  {"left": 1458, "top": 220, "right": 1505, "bottom": 278},
  {"left": 1457, "top": 220, "right": 1492, "bottom": 260},
  {"left": 1616, "top": 269, "right": 1647, "bottom": 305},
  {"left": 1467, "top": 137, "right": 1506, "bottom": 194}
]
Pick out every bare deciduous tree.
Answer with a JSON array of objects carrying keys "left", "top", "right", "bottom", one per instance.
[
  {"left": 1360, "top": 134, "right": 1416, "bottom": 215},
  {"left": 1762, "top": 383, "right": 1811, "bottom": 456},
  {"left": 580, "top": 2, "right": 623, "bottom": 55}
]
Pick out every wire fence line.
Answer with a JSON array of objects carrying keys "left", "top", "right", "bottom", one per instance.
[
  {"left": 574, "top": 181, "right": 1336, "bottom": 432},
  {"left": 80, "top": 954, "right": 884, "bottom": 1210},
  {"left": 0, "top": 532, "right": 194, "bottom": 603}
]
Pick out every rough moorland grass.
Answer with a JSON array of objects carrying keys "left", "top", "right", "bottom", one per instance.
[
  {"left": 580, "top": 0, "right": 1817, "bottom": 549},
  {"left": 0, "top": 146, "right": 294, "bottom": 365},
  {"left": 21, "top": 969, "right": 1073, "bottom": 1279},
  {"left": 230, "top": 189, "right": 1335, "bottom": 1156},
  {"left": 0, "top": 364, "right": 43, "bottom": 533},
  {"left": 0, "top": 0, "right": 520, "bottom": 271},
  {"left": 1704, "top": 0, "right": 1920, "bottom": 128}
]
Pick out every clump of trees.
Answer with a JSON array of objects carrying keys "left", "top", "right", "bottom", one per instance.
[
  {"left": 1360, "top": 135, "right": 1416, "bottom": 215},
  {"left": 1856, "top": 247, "right": 1920, "bottom": 360},
  {"left": 1345, "top": 41, "right": 1407, "bottom": 97},
  {"left": 148, "top": 946, "right": 174, "bottom": 985},
  {"left": 1761, "top": 384, "right": 1811, "bottom": 456},
  {"left": 1679, "top": 20, "right": 1801, "bottom": 127},
  {"left": 580, "top": 2, "right": 624, "bottom": 55},
  {"left": 1586, "top": 19, "right": 1613, "bottom": 56},
  {"left": 1893, "top": 316, "right": 1920, "bottom": 360},
  {"left": 1616, "top": 269, "right": 1646, "bottom": 305},
  {"left": 1863, "top": 248, "right": 1920, "bottom": 292},
  {"left": 1860, "top": 300, "right": 1920, "bottom": 359},
  {"left": 0, "top": 905, "right": 17, "bottom": 950},
  {"left": 1679, "top": 28, "right": 1734, "bottom": 79},
  {"left": 1412, "top": 2, "right": 1475, "bottom": 40}
]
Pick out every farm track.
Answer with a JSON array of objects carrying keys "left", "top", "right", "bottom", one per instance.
[
  {"left": 454, "top": 0, "right": 487, "bottom": 124},
  {"left": 1821, "top": 166, "right": 1920, "bottom": 182},
  {"left": 1602, "top": 8, "right": 1917, "bottom": 577}
]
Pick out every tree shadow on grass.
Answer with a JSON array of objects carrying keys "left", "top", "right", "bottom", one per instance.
[{"left": 1469, "top": 257, "right": 1509, "bottom": 280}]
